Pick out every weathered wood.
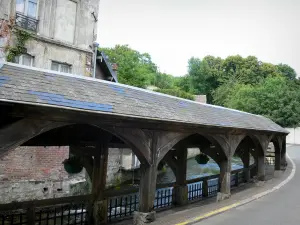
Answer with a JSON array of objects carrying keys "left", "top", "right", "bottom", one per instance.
[
  {"left": 91, "top": 141, "right": 109, "bottom": 201},
  {"left": 162, "top": 150, "right": 177, "bottom": 175},
  {"left": 7, "top": 104, "right": 285, "bottom": 139},
  {"left": 105, "top": 127, "right": 151, "bottom": 165},
  {"left": 138, "top": 132, "right": 158, "bottom": 213},
  {"left": 213, "top": 134, "right": 246, "bottom": 158},
  {"left": 175, "top": 147, "right": 187, "bottom": 185},
  {"left": 89, "top": 139, "right": 109, "bottom": 225},
  {"left": 0, "top": 118, "right": 69, "bottom": 157},
  {"left": 257, "top": 155, "right": 266, "bottom": 180},
  {"left": 202, "top": 179, "right": 209, "bottom": 198},
  {"left": 243, "top": 151, "right": 251, "bottom": 182},
  {"left": 219, "top": 158, "right": 232, "bottom": 195},
  {"left": 157, "top": 132, "right": 191, "bottom": 162}
]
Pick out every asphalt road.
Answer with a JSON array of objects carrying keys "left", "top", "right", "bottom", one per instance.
[{"left": 195, "top": 145, "right": 300, "bottom": 225}]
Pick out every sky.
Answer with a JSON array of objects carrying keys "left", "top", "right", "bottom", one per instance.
[{"left": 98, "top": 0, "right": 300, "bottom": 77}]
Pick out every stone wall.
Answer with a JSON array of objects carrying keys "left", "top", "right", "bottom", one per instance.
[
  {"left": 0, "top": 146, "right": 133, "bottom": 202},
  {"left": 0, "top": 146, "right": 87, "bottom": 203},
  {"left": 0, "top": 176, "right": 87, "bottom": 203},
  {"left": 0, "top": 146, "right": 70, "bottom": 181}
]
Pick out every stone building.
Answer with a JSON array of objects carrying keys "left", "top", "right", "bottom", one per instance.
[
  {"left": 0, "top": 0, "right": 119, "bottom": 203},
  {"left": 0, "top": 0, "right": 100, "bottom": 75}
]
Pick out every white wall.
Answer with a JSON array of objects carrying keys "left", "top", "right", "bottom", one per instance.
[{"left": 285, "top": 127, "right": 300, "bottom": 144}]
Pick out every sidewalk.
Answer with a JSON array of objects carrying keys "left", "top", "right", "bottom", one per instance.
[{"left": 114, "top": 159, "right": 293, "bottom": 225}]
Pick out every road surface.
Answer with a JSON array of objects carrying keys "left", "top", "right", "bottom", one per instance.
[{"left": 195, "top": 145, "right": 300, "bottom": 225}]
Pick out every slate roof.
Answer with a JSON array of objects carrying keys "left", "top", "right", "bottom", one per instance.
[{"left": 0, "top": 62, "right": 288, "bottom": 134}]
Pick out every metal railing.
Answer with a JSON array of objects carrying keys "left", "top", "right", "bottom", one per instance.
[
  {"left": 188, "top": 181, "right": 203, "bottom": 201},
  {"left": 154, "top": 188, "right": 173, "bottom": 209},
  {"left": 15, "top": 13, "right": 38, "bottom": 32},
  {"left": 108, "top": 193, "right": 138, "bottom": 222},
  {"left": 0, "top": 195, "right": 90, "bottom": 225},
  {"left": 0, "top": 166, "right": 256, "bottom": 224}
]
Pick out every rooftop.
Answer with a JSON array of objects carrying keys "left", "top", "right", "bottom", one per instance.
[{"left": 0, "top": 62, "right": 287, "bottom": 134}]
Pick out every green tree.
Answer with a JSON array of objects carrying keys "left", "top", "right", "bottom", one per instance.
[
  {"left": 276, "top": 63, "right": 297, "bottom": 80},
  {"left": 155, "top": 88, "right": 195, "bottom": 100},
  {"left": 153, "top": 72, "right": 175, "bottom": 89},
  {"left": 173, "top": 76, "right": 192, "bottom": 93},
  {"left": 187, "top": 57, "right": 219, "bottom": 103},
  {"left": 225, "top": 76, "right": 300, "bottom": 127},
  {"left": 100, "top": 45, "right": 157, "bottom": 88}
]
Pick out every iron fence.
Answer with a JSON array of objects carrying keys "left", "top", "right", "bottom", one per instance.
[
  {"left": 0, "top": 210, "right": 27, "bottom": 225},
  {"left": 108, "top": 193, "right": 139, "bottom": 222},
  {"left": 188, "top": 182, "right": 202, "bottom": 201},
  {"left": 207, "top": 178, "right": 219, "bottom": 196},
  {"left": 15, "top": 13, "right": 38, "bottom": 32},
  {"left": 0, "top": 167, "right": 254, "bottom": 224},
  {"left": 154, "top": 188, "right": 173, "bottom": 209},
  {"left": 35, "top": 203, "right": 87, "bottom": 225},
  {"left": 0, "top": 203, "right": 87, "bottom": 225}
]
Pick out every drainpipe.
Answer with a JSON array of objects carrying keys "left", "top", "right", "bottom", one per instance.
[{"left": 92, "top": 41, "right": 99, "bottom": 78}]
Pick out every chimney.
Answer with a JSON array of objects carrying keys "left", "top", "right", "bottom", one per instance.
[
  {"left": 194, "top": 95, "right": 207, "bottom": 104},
  {"left": 112, "top": 63, "right": 118, "bottom": 72}
]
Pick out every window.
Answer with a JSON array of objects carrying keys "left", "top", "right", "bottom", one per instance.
[
  {"left": 15, "top": 54, "right": 34, "bottom": 67},
  {"left": 15, "top": 0, "right": 38, "bottom": 32},
  {"left": 16, "top": 0, "right": 38, "bottom": 18},
  {"left": 51, "top": 61, "right": 72, "bottom": 73}
]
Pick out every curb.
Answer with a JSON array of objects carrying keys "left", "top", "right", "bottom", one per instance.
[{"left": 175, "top": 153, "right": 296, "bottom": 225}]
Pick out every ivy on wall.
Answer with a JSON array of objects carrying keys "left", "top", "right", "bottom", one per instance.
[{"left": 6, "top": 29, "right": 31, "bottom": 62}]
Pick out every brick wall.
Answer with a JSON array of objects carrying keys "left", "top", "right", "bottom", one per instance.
[{"left": 0, "top": 146, "right": 70, "bottom": 181}]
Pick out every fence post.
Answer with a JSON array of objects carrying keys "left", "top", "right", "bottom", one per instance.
[
  {"left": 235, "top": 172, "right": 239, "bottom": 187},
  {"left": 202, "top": 179, "right": 209, "bottom": 198},
  {"left": 26, "top": 206, "right": 35, "bottom": 225}
]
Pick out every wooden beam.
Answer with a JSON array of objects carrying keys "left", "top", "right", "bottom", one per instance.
[{"left": 0, "top": 118, "right": 69, "bottom": 157}]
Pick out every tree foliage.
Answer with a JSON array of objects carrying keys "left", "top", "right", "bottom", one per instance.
[
  {"left": 224, "top": 77, "right": 300, "bottom": 127},
  {"left": 101, "top": 44, "right": 300, "bottom": 127},
  {"left": 155, "top": 88, "right": 195, "bottom": 100},
  {"left": 100, "top": 45, "right": 157, "bottom": 88}
]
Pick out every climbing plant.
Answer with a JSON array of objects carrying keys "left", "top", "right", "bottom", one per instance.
[{"left": 6, "top": 29, "right": 31, "bottom": 62}]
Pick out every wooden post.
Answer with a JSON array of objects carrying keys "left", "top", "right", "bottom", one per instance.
[
  {"left": 89, "top": 140, "right": 109, "bottom": 225},
  {"left": 243, "top": 151, "right": 250, "bottom": 182},
  {"left": 174, "top": 147, "right": 188, "bottom": 206},
  {"left": 134, "top": 133, "right": 158, "bottom": 225},
  {"left": 275, "top": 151, "right": 281, "bottom": 171},
  {"left": 257, "top": 155, "right": 265, "bottom": 181},
  {"left": 217, "top": 158, "right": 231, "bottom": 201},
  {"left": 281, "top": 138, "right": 287, "bottom": 169},
  {"left": 202, "top": 179, "right": 209, "bottom": 198}
]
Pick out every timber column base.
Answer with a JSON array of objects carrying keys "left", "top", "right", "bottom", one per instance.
[
  {"left": 216, "top": 192, "right": 231, "bottom": 202},
  {"left": 133, "top": 211, "right": 156, "bottom": 225},
  {"left": 244, "top": 168, "right": 251, "bottom": 182},
  {"left": 92, "top": 200, "right": 108, "bottom": 225},
  {"left": 174, "top": 185, "right": 188, "bottom": 206}
]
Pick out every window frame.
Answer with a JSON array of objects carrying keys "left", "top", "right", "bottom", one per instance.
[
  {"left": 51, "top": 61, "right": 72, "bottom": 74},
  {"left": 16, "top": 0, "right": 38, "bottom": 19},
  {"left": 15, "top": 54, "right": 34, "bottom": 67}
]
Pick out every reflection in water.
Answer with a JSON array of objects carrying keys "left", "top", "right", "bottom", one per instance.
[{"left": 157, "top": 157, "right": 244, "bottom": 184}]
